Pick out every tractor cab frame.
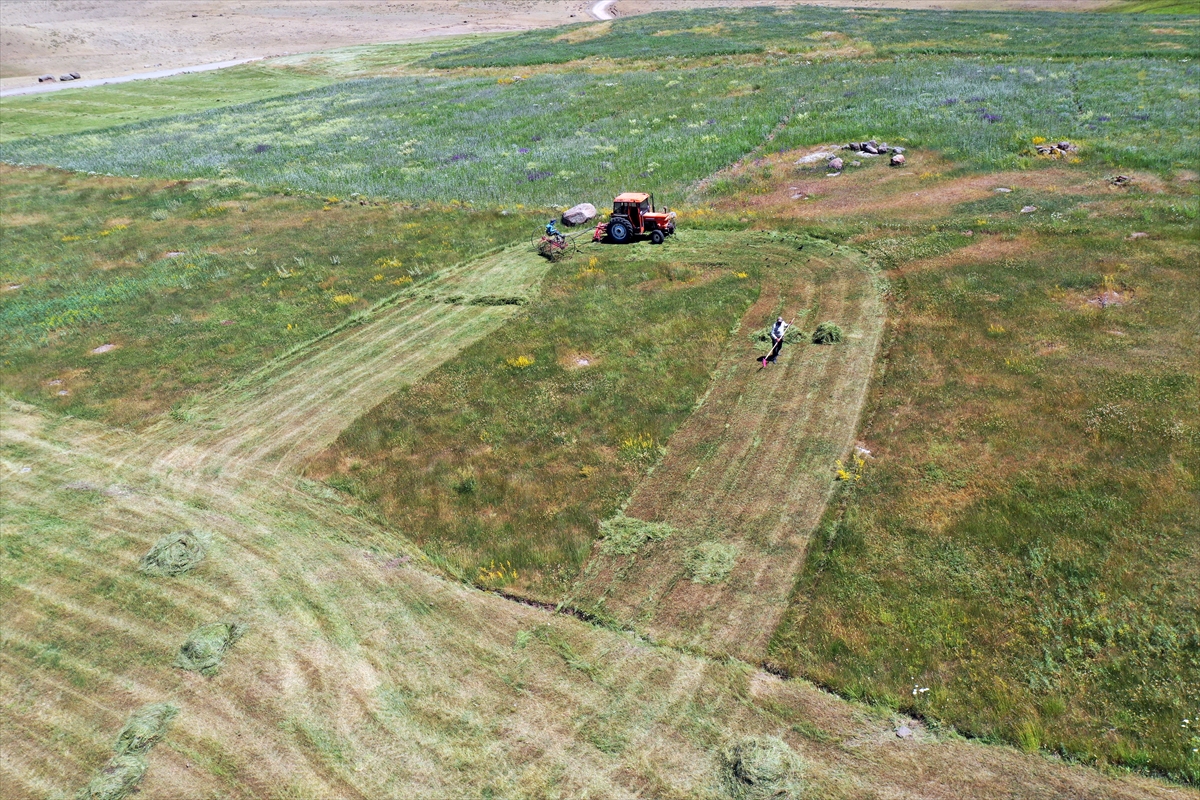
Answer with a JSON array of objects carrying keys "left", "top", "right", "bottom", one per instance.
[{"left": 594, "top": 192, "right": 677, "bottom": 244}]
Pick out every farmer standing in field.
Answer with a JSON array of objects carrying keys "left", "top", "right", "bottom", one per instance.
[{"left": 761, "top": 316, "right": 790, "bottom": 368}]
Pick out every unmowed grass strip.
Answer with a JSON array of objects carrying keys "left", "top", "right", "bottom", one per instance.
[
  {"left": 769, "top": 220, "right": 1200, "bottom": 781},
  {"left": 0, "top": 67, "right": 800, "bottom": 207},
  {"left": 0, "top": 166, "right": 538, "bottom": 426},
  {"left": 423, "top": 6, "right": 1200, "bottom": 68},
  {"left": 4, "top": 54, "right": 1192, "bottom": 205},
  {"left": 312, "top": 231, "right": 762, "bottom": 599}
]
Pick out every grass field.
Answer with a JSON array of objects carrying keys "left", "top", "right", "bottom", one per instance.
[
  {"left": 311, "top": 231, "right": 765, "bottom": 597},
  {"left": 2, "top": 2, "right": 1198, "bottom": 794},
  {"left": 424, "top": 6, "right": 1200, "bottom": 67},
  {"left": 0, "top": 37, "right": 498, "bottom": 143},
  {"left": 0, "top": 165, "right": 537, "bottom": 426}
]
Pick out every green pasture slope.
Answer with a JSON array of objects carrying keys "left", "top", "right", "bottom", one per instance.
[
  {"left": 0, "top": 37, "right": 500, "bottom": 143},
  {"left": 1, "top": 3, "right": 1197, "bottom": 786}
]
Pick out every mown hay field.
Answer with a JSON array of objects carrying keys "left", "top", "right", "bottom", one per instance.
[{"left": 1, "top": 2, "right": 1198, "bottom": 791}]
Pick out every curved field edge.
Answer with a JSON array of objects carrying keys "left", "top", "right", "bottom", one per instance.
[
  {"left": 567, "top": 238, "right": 886, "bottom": 662},
  {"left": 1, "top": 397, "right": 1185, "bottom": 800}
]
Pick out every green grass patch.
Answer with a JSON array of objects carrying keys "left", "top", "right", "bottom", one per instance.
[
  {"left": 314, "top": 231, "right": 768, "bottom": 598},
  {"left": 423, "top": 7, "right": 1199, "bottom": 67},
  {"left": 0, "top": 166, "right": 538, "bottom": 425},
  {"left": 0, "top": 37, "right": 505, "bottom": 143},
  {"left": 598, "top": 515, "right": 675, "bottom": 556},
  {"left": 770, "top": 220, "right": 1200, "bottom": 781}
]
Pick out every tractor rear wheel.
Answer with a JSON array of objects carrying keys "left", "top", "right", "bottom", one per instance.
[
  {"left": 608, "top": 219, "right": 631, "bottom": 243},
  {"left": 650, "top": 229, "right": 665, "bottom": 245}
]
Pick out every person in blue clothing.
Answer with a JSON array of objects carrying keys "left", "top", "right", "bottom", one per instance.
[
  {"left": 761, "top": 316, "right": 789, "bottom": 368},
  {"left": 545, "top": 219, "right": 562, "bottom": 239}
]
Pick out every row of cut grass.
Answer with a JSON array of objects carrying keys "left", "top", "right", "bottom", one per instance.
[
  {"left": 765, "top": 175, "right": 1200, "bottom": 781},
  {"left": 309, "top": 231, "right": 769, "bottom": 598}
]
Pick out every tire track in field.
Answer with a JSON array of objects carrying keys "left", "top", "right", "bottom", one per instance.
[
  {"left": 568, "top": 244, "right": 884, "bottom": 661},
  {"left": 119, "top": 246, "right": 550, "bottom": 478}
]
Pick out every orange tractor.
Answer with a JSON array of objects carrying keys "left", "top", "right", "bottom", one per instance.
[{"left": 593, "top": 192, "right": 677, "bottom": 244}]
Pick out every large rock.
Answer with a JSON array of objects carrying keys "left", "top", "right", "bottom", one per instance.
[
  {"left": 864, "top": 143, "right": 879, "bottom": 155},
  {"left": 828, "top": 157, "right": 844, "bottom": 171},
  {"left": 561, "top": 202, "right": 597, "bottom": 226},
  {"left": 848, "top": 142, "right": 861, "bottom": 151},
  {"left": 69, "top": 71, "right": 81, "bottom": 80},
  {"left": 38, "top": 74, "right": 56, "bottom": 83},
  {"left": 890, "top": 153, "right": 906, "bottom": 166}
]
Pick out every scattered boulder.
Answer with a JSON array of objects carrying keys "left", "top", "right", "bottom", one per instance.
[
  {"left": 827, "top": 157, "right": 843, "bottom": 171},
  {"left": 994, "top": 187, "right": 1012, "bottom": 193},
  {"left": 38, "top": 74, "right": 56, "bottom": 83},
  {"left": 1035, "top": 140, "right": 1078, "bottom": 159},
  {"left": 561, "top": 202, "right": 597, "bottom": 226},
  {"left": 70, "top": 71, "right": 81, "bottom": 80},
  {"left": 1021, "top": 205, "right": 1038, "bottom": 214},
  {"left": 890, "top": 153, "right": 906, "bottom": 166},
  {"left": 896, "top": 725, "right": 914, "bottom": 739},
  {"left": 864, "top": 143, "right": 879, "bottom": 155},
  {"left": 848, "top": 141, "right": 861, "bottom": 151},
  {"left": 1128, "top": 231, "right": 1148, "bottom": 239}
]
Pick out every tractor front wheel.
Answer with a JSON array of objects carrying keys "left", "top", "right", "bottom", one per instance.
[
  {"left": 650, "top": 229, "right": 665, "bottom": 245},
  {"left": 608, "top": 219, "right": 631, "bottom": 243}
]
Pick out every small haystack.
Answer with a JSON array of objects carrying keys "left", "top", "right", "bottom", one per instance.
[
  {"left": 811, "top": 322, "right": 843, "bottom": 344},
  {"left": 174, "top": 622, "right": 246, "bottom": 676},
  {"left": 720, "top": 736, "right": 805, "bottom": 800},
  {"left": 686, "top": 542, "right": 738, "bottom": 585},
  {"left": 75, "top": 754, "right": 147, "bottom": 800},
  {"left": 139, "top": 530, "right": 208, "bottom": 577},
  {"left": 114, "top": 703, "right": 179, "bottom": 756},
  {"left": 598, "top": 514, "right": 674, "bottom": 556}
]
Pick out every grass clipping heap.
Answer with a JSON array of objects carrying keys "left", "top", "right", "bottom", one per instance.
[
  {"left": 720, "top": 736, "right": 805, "bottom": 800},
  {"left": 811, "top": 322, "right": 843, "bottom": 345},
  {"left": 599, "top": 514, "right": 674, "bottom": 556},
  {"left": 75, "top": 703, "right": 178, "bottom": 800},
  {"left": 139, "top": 530, "right": 208, "bottom": 576},
  {"left": 174, "top": 622, "right": 246, "bottom": 676}
]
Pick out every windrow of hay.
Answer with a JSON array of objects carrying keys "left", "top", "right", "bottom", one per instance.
[
  {"left": 811, "top": 322, "right": 843, "bottom": 345},
  {"left": 138, "top": 530, "right": 208, "bottom": 576},
  {"left": 74, "top": 702, "right": 178, "bottom": 798},
  {"left": 75, "top": 755, "right": 147, "bottom": 800},
  {"left": 686, "top": 541, "right": 738, "bottom": 585},
  {"left": 720, "top": 736, "right": 805, "bottom": 800},
  {"left": 174, "top": 622, "right": 246, "bottom": 676},
  {"left": 114, "top": 703, "right": 179, "bottom": 756},
  {"left": 598, "top": 515, "right": 674, "bottom": 556}
]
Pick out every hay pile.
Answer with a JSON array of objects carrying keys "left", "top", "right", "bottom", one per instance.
[
  {"left": 174, "top": 622, "right": 246, "bottom": 676},
  {"left": 75, "top": 755, "right": 147, "bottom": 800},
  {"left": 139, "top": 530, "right": 208, "bottom": 576},
  {"left": 114, "top": 703, "right": 179, "bottom": 755},
  {"left": 750, "top": 324, "right": 805, "bottom": 353},
  {"left": 720, "top": 736, "right": 805, "bottom": 800},
  {"left": 686, "top": 541, "right": 738, "bottom": 585},
  {"left": 75, "top": 702, "right": 178, "bottom": 800},
  {"left": 811, "top": 321, "right": 843, "bottom": 344},
  {"left": 599, "top": 514, "right": 674, "bottom": 556}
]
